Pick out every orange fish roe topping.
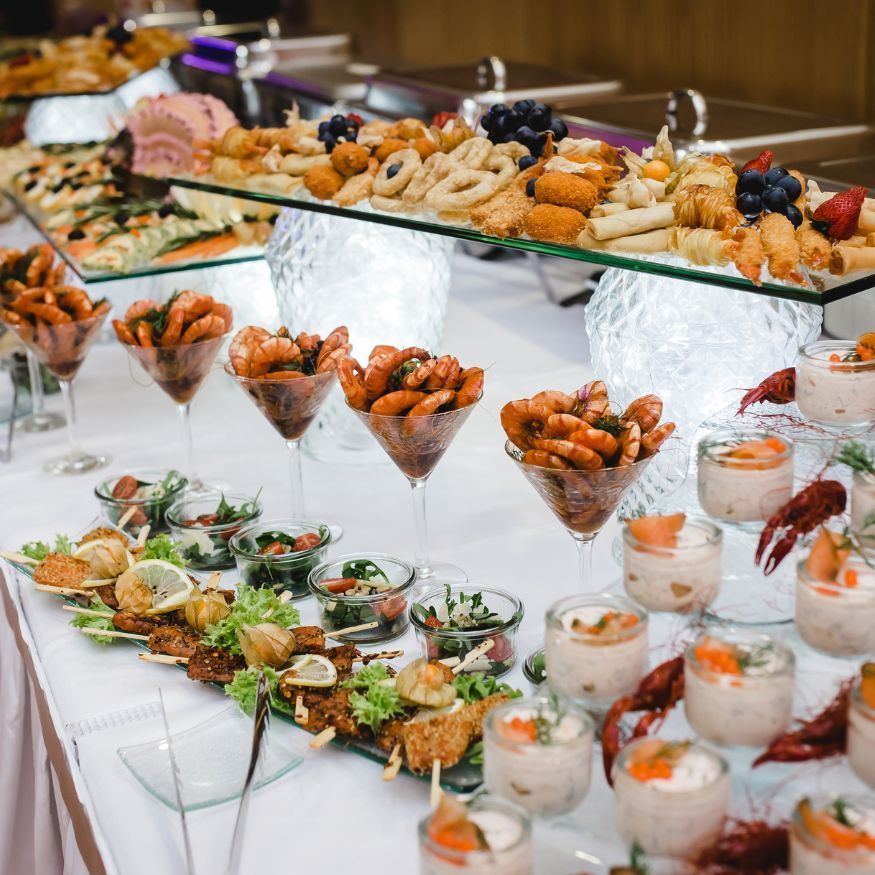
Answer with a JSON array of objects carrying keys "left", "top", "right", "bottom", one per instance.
[
  {"left": 572, "top": 610, "right": 638, "bottom": 636},
  {"left": 800, "top": 799, "right": 875, "bottom": 851},
  {"left": 694, "top": 636, "right": 742, "bottom": 676},
  {"left": 861, "top": 663, "right": 875, "bottom": 710},
  {"left": 626, "top": 739, "right": 689, "bottom": 783},
  {"left": 497, "top": 716, "right": 538, "bottom": 744}
]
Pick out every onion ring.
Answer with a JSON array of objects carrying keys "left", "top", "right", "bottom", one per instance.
[
  {"left": 402, "top": 152, "right": 455, "bottom": 205},
  {"left": 425, "top": 168, "right": 501, "bottom": 211},
  {"left": 448, "top": 137, "right": 492, "bottom": 169},
  {"left": 372, "top": 148, "right": 421, "bottom": 196}
]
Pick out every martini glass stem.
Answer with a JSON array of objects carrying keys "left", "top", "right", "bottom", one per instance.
[
  {"left": 177, "top": 402, "right": 199, "bottom": 488},
  {"left": 27, "top": 350, "right": 46, "bottom": 417},
  {"left": 59, "top": 379, "right": 80, "bottom": 460},
  {"left": 571, "top": 532, "right": 596, "bottom": 592},
  {"left": 410, "top": 477, "right": 432, "bottom": 578},
  {"left": 286, "top": 438, "right": 306, "bottom": 517}
]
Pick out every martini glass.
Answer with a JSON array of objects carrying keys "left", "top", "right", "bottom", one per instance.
[
  {"left": 120, "top": 334, "right": 228, "bottom": 491},
  {"left": 3, "top": 311, "right": 110, "bottom": 474},
  {"left": 225, "top": 364, "right": 338, "bottom": 528},
  {"left": 350, "top": 400, "right": 478, "bottom": 586},
  {"left": 19, "top": 350, "right": 65, "bottom": 432},
  {"left": 505, "top": 440, "right": 655, "bottom": 592}
]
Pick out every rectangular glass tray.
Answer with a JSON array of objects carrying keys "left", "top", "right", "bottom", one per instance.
[
  {"left": 168, "top": 173, "right": 875, "bottom": 306},
  {"left": 4, "top": 554, "right": 482, "bottom": 792},
  {"left": 9, "top": 192, "right": 265, "bottom": 284}
]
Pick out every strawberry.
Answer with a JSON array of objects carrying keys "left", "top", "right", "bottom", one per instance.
[
  {"left": 741, "top": 150, "right": 773, "bottom": 174},
  {"left": 812, "top": 186, "right": 868, "bottom": 241},
  {"left": 432, "top": 111, "right": 457, "bottom": 129}
]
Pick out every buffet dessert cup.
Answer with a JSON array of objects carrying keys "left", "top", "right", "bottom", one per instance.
[
  {"left": 697, "top": 429, "right": 794, "bottom": 525},
  {"left": 852, "top": 471, "right": 875, "bottom": 548},
  {"left": 225, "top": 363, "right": 337, "bottom": 519},
  {"left": 613, "top": 738, "right": 730, "bottom": 860},
  {"left": 229, "top": 519, "right": 332, "bottom": 599},
  {"left": 411, "top": 585, "right": 523, "bottom": 677},
  {"left": 795, "top": 340, "right": 875, "bottom": 428},
  {"left": 308, "top": 553, "right": 416, "bottom": 644},
  {"left": 418, "top": 795, "right": 532, "bottom": 875},
  {"left": 123, "top": 334, "right": 228, "bottom": 490},
  {"left": 795, "top": 558, "right": 875, "bottom": 656},
  {"left": 790, "top": 795, "right": 875, "bottom": 875},
  {"left": 19, "top": 349, "right": 64, "bottom": 433},
  {"left": 5, "top": 310, "right": 109, "bottom": 474},
  {"left": 167, "top": 490, "right": 263, "bottom": 571},
  {"left": 483, "top": 695, "right": 595, "bottom": 816},
  {"left": 351, "top": 402, "right": 477, "bottom": 585},
  {"left": 623, "top": 515, "right": 722, "bottom": 613},
  {"left": 544, "top": 593, "right": 648, "bottom": 709},
  {"left": 506, "top": 440, "right": 654, "bottom": 592},
  {"left": 683, "top": 630, "right": 795, "bottom": 748},
  {"left": 94, "top": 469, "right": 187, "bottom": 536},
  {"left": 848, "top": 676, "right": 875, "bottom": 790}
]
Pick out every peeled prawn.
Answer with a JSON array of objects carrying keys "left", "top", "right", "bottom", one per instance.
[
  {"left": 229, "top": 326, "right": 271, "bottom": 377},
  {"left": 181, "top": 314, "right": 227, "bottom": 344},
  {"left": 338, "top": 357, "right": 368, "bottom": 410},
  {"left": 531, "top": 438, "right": 604, "bottom": 471},
  {"left": 364, "top": 346, "right": 430, "bottom": 400},
  {"left": 407, "top": 389, "right": 455, "bottom": 417},
  {"left": 617, "top": 422, "right": 641, "bottom": 466},
  {"left": 249, "top": 335, "right": 302, "bottom": 377},
  {"left": 576, "top": 381, "right": 609, "bottom": 423},
  {"left": 370, "top": 390, "right": 427, "bottom": 416},
  {"left": 523, "top": 449, "right": 572, "bottom": 470},
  {"left": 453, "top": 367, "right": 484, "bottom": 408},
  {"left": 621, "top": 395, "right": 663, "bottom": 433},
  {"left": 568, "top": 428, "right": 618, "bottom": 458},
  {"left": 640, "top": 422, "right": 676, "bottom": 457},
  {"left": 500, "top": 399, "right": 553, "bottom": 450}
]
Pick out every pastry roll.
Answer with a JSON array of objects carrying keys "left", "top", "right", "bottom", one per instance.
[
  {"left": 732, "top": 226, "right": 766, "bottom": 285},
  {"left": 585, "top": 203, "right": 675, "bottom": 240},
  {"left": 603, "top": 228, "right": 672, "bottom": 254},
  {"left": 830, "top": 245, "right": 875, "bottom": 275},
  {"left": 671, "top": 228, "right": 732, "bottom": 265},
  {"left": 760, "top": 212, "right": 804, "bottom": 283},
  {"left": 674, "top": 184, "right": 742, "bottom": 231},
  {"left": 843, "top": 235, "right": 868, "bottom": 247},
  {"left": 590, "top": 202, "right": 630, "bottom": 218},
  {"left": 858, "top": 208, "right": 875, "bottom": 234},
  {"left": 796, "top": 223, "right": 831, "bottom": 271}
]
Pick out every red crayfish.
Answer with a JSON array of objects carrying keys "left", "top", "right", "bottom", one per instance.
[
  {"left": 697, "top": 819, "right": 790, "bottom": 874},
  {"left": 601, "top": 656, "right": 685, "bottom": 783},
  {"left": 755, "top": 479, "right": 847, "bottom": 575},
  {"left": 737, "top": 367, "right": 796, "bottom": 415},
  {"left": 753, "top": 677, "right": 852, "bottom": 767}
]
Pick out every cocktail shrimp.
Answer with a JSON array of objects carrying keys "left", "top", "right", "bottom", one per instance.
[
  {"left": 576, "top": 380, "right": 609, "bottom": 423},
  {"left": 621, "top": 394, "right": 663, "bottom": 433},
  {"left": 364, "top": 346, "right": 430, "bottom": 400},
  {"left": 338, "top": 357, "right": 368, "bottom": 410}
]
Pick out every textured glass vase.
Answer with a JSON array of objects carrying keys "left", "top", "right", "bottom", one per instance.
[{"left": 266, "top": 206, "right": 455, "bottom": 459}]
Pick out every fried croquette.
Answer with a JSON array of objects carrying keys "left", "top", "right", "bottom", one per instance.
[
  {"left": 523, "top": 203, "right": 587, "bottom": 245},
  {"left": 330, "top": 141, "right": 370, "bottom": 177},
  {"left": 410, "top": 137, "right": 438, "bottom": 161},
  {"left": 303, "top": 164, "right": 345, "bottom": 200},
  {"left": 534, "top": 172, "right": 599, "bottom": 213},
  {"left": 374, "top": 138, "right": 411, "bottom": 163},
  {"left": 470, "top": 183, "right": 534, "bottom": 239},
  {"left": 385, "top": 118, "right": 427, "bottom": 140}
]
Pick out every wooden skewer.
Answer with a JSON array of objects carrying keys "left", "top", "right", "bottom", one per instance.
[
  {"left": 353, "top": 649, "right": 404, "bottom": 664},
  {"left": 383, "top": 743, "right": 402, "bottom": 782},
  {"left": 34, "top": 583, "right": 91, "bottom": 596},
  {"left": 278, "top": 590, "right": 293, "bottom": 604},
  {"left": 438, "top": 655, "right": 461, "bottom": 668},
  {"left": 326, "top": 621, "right": 379, "bottom": 639},
  {"left": 77, "top": 578, "right": 116, "bottom": 588},
  {"left": 139, "top": 652, "right": 189, "bottom": 665},
  {"left": 430, "top": 759, "right": 443, "bottom": 807},
  {"left": 62, "top": 605, "right": 110, "bottom": 618},
  {"left": 117, "top": 506, "right": 138, "bottom": 529},
  {"left": 309, "top": 726, "right": 336, "bottom": 749},
  {"left": 206, "top": 571, "right": 222, "bottom": 588},
  {"left": 294, "top": 695, "right": 308, "bottom": 725},
  {"left": 451, "top": 639, "right": 495, "bottom": 676},
  {"left": 136, "top": 525, "right": 151, "bottom": 547},
  {"left": 78, "top": 627, "right": 147, "bottom": 641},
  {"left": 0, "top": 550, "right": 38, "bottom": 565}
]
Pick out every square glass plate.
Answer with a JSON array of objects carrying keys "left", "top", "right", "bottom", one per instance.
[
  {"left": 117, "top": 705, "right": 303, "bottom": 811},
  {"left": 168, "top": 173, "right": 875, "bottom": 305}
]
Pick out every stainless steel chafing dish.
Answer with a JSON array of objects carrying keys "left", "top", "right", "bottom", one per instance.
[
  {"left": 364, "top": 56, "right": 622, "bottom": 123},
  {"left": 558, "top": 89, "right": 873, "bottom": 165}
]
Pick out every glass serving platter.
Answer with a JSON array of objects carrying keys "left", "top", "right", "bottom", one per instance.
[
  {"left": 167, "top": 174, "right": 875, "bottom": 306},
  {"left": 9, "top": 192, "right": 265, "bottom": 284}
]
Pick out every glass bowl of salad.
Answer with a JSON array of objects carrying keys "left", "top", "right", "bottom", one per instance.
[
  {"left": 94, "top": 469, "right": 187, "bottom": 536},
  {"left": 411, "top": 585, "right": 524, "bottom": 677},
  {"left": 166, "top": 490, "right": 263, "bottom": 570},
  {"left": 308, "top": 553, "right": 416, "bottom": 643},
  {"left": 230, "top": 519, "right": 332, "bottom": 598}
]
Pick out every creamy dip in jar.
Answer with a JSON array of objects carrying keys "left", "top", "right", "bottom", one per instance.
[
  {"left": 684, "top": 630, "right": 794, "bottom": 748},
  {"left": 697, "top": 430, "right": 794, "bottom": 524},
  {"left": 852, "top": 470, "right": 875, "bottom": 548},
  {"left": 483, "top": 696, "right": 594, "bottom": 816},
  {"left": 613, "top": 738, "right": 730, "bottom": 859},
  {"left": 848, "top": 669, "right": 875, "bottom": 791},
  {"left": 790, "top": 795, "right": 875, "bottom": 875},
  {"left": 544, "top": 594, "right": 648, "bottom": 708},
  {"left": 795, "top": 340, "right": 875, "bottom": 427},
  {"left": 796, "top": 558, "right": 875, "bottom": 656},
  {"left": 623, "top": 514, "right": 722, "bottom": 613}
]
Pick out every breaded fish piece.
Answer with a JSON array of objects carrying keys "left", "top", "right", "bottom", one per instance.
[
  {"left": 469, "top": 183, "right": 533, "bottom": 239},
  {"left": 534, "top": 172, "right": 599, "bottom": 214},
  {"left": 524, "top": 204, "right": 587, "bottom": 245},
  {"left": 32, "top": 553, "right": 90, "bottom": 587},
  {"left": 760, "top": 212, "right": 804, "bottom": 283}
]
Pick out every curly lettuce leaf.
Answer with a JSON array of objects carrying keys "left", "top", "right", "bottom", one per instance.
[
  {"left": 69, "top": 599, "right": 115, "bottom": 645},
  {"left": 202, "top": 585, "right": 300, "bottom": 655},
  {"left": 341, "top": 663, "right": 403, "bottom": 733},
  {"left": 453, "top": 672, "right": 522, "bottom": 704},
  {"left": 139, "top": 533, "right": 185, "bottom": 568},
  {"left": 20, "top": 534, "right": 73, "bottom": 561},
  {"left": 224, "top": 665, "right": 295, "bottom": 718}
]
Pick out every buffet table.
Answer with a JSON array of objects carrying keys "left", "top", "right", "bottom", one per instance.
[{"left": 0, "top": 231, "right": 629, "bottom": 874}]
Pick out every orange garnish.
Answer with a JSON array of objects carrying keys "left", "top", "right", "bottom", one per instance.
[
  {"left": 805, "top": 528, "right": 849, "bottom": 583},
  {"left": 628, "top": 758, "right": 673, "bottom": 782},
  {"left": 497, "top": 716, "right": 537, "bottom": 744},
  {"left": 428, "top": 796, "right": 484, "bottom": 853},
  {"left": 844, "top": 568, "right": 859, "bottom": 588},
  {"left": 424, "top": 663, "right": 444, "bottom": 686},
  {"left": 829, "top": 353, "right": 842, "bottom": 362},
  {"left": 573, "top": 611, "right": 639, "bottom": 636},
  {"left": 856, "top": 332, "right": 875, "bottom": 362},
  {"left": 694, "top": 636, "right": 742, "bottom": 675},
  {"left": 626, "top": 512, "right": 685, "bottom": 548},
  {"left": 799, "top": 799, "right": 875, "bottom": 850},
  {"left": 861, "top": 663, "right": 875, "bottom": 710},
  {"left": 727, "top": 438, "right": 784, "bottom": 459}
]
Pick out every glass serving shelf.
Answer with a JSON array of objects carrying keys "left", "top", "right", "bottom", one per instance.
[
  {"left": 9, "top": 192, "right": 265, "bottom": 284},
  {"left": 168, "top": 174, "right": 875, "bottom": 305}
]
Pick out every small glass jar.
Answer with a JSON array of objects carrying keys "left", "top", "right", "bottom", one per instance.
[
  {"left": 697, "top": 429, "right": 794, "bottom": 524},
  {"left": 410, "top": 585, "right": 523, "bottom": 677},
  {"left": 308, "top": 552, "right": 416, "bottom": 643},
  {"left": 613, "top": 738, "right": 730, "bottom": 860},
  {"left": 796, "top": 340, "right": 875, "bottom": 427},
  {"left": 684, "top": 629, "right": 795, "bottom": 748},
  {"left": 790, "top": 794, "right": 875, "bottom": 874},
  {"left": 166, "top": 491, "right": 263, "bottom": 570},
  {"left": 544, "top": 593, "right": 648, "bottom": 708},
  {"left": 623, "top": 515, "right": 722, "bottom": 613},
  {"left": 851, "top": 470, "right": 875, "bottom": 548},
  {"left": 94, "top": 469, "right": 187, "bottom": 536},
  {"left": 230, "top": 519, "right": 331, "bottom": 598},
  {"left": 795, "top": 558, "right": 875, "bottom": 656},
  {"left": 848, "top": 681, "right": 875, "bottom": 790},
  {"left": 418, "top": 795, "right": 532, "bottom": 875},
  {"left": 483, "top": 695, "right": 595, "bottom": 816}
]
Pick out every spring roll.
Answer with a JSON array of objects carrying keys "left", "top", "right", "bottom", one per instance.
[
  {"left": 857, "top": 208, "right": 875, "bottom": 234},
  {"left": 830, "top": 245, "right": 875, "bottom": 275},
  {"left": 603, "top": 228, "right": 672, "bottom": 254},
  {"left": 576, "top": 230, "right": 606, "bottom": 250},
  {"left": 585, "top": 203, "right": 675, "bottom": 240},
  {"left": 590, "top": 202, "right": 630, "bottom": 218}
]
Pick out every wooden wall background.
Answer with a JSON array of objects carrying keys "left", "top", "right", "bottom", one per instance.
[{"left": 306, "top": 0, "right": 875, "bottom": 122}]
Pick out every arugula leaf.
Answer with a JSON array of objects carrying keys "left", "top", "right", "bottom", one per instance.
[
  {"left": 69, "top": 599, "right": 115, "bottom": 645},
  {"left": 224, "top": 665, "right": 295, "bottom": 718},
  {"left": 202, "top": 585, "right": 300, "bottom": 655},
  {"left": 453, "top": 672, "right": 522, "bottom": 704},
  {"left": 341, "top": 663, "right": 404, "bottom": 733},
  {"left": 340, "top": 559, "right": 389, "bottom": 582},
  {"left": 140, "top": 534, "right": 185, "bottom": 567},
  {"left": 157, "top": 469, "right": 184, "bottom": 495},
  {"left": 19, "top": 534, "right": 73, "bottom": 561},
  {"left": 214, "top": 489, "right": 261, "bottom": 525}
]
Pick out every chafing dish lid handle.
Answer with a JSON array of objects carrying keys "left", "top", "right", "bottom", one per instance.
[
  {"left": 666, "top": 88, "right": 709, "bottom": 138},
  {"left": 477, "top": 55, "right": 507, "bottom": 92}
]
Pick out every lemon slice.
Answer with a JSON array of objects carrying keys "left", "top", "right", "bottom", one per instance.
[
  {"left": 281, "top": 654, "right": 338, "bottom": 688},
  {"left": 72, "top": 539, "right": 111, "bottom": 558},
  {"left": 127, "top": 559, "right": 194, "bottom": 615}
]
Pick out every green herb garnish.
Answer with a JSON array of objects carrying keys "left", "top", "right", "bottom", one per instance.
[
  {"left": 341, "top": 663, "right": 404, "bottom": 733},
  {"left": 466, "top": 740, "right": 484, "bottom": 765},
  {"left": 341, "top": 559, "right": 389, "bottom": 583},
  {"left": 835, "top": 441, "right": 875, "bottom": 476},
  {"left": 201, "top": 585, "right": 300, "bottom": 656},
  {"left": 69, "top": 599, "right": 115, "bottom": 645},
  {"left": 224, "top": 665, "right": 295, "bottom": 718},
  {"left": 139, "top": 534, "right": 185, "bottom": 567},
  {"left": 453, "top": 672, "right": 522, "bottom": 704},
  {"left": 215, "top": 490, "right": 261, "bottom": 525},
  {"left": 19, "top": 533, "right": 73, "bottom": 561}
]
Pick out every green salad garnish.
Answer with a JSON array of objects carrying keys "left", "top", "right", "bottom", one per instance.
[
  {"left": 341, "top": 663, "right": 404, "bottom": 733},
  {"left": 225, "top": 665, "right": 295, "bottom": 718},
  {"left": 69, "top": 598, "right": 115, "bottom": 645},
  {"left": 201, "top": 585, "right": 300, "bottom": 656},
  {"left": 19, "top": 534, "right": 73, "bottom": 561},
  {"left": 140, "top": 533, "right": 185, "bottom": 568},
  {"left": 453, "top": 672, "right": 522, "bottom": 704}
]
